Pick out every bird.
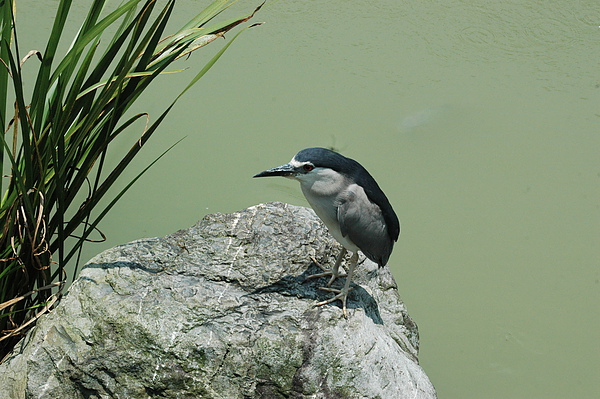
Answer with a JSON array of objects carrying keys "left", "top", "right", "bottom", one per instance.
[{"left": 253, "top": 147, "right": 400, "bottom": 317}]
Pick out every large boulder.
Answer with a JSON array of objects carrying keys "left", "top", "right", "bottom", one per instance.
[{"left": 0, "top": 202, "right": 437, "bottom": 398}]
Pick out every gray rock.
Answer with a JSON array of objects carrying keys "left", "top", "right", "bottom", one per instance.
[{"left": 0, "top": 202, "right": 436, "bottom": 399}]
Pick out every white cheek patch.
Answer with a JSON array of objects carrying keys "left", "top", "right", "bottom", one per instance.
[{"left": 289, "top": 158, "right": 307, "bottom": 168}]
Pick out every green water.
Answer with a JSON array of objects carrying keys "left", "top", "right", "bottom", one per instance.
[{"left": 13, "top": 1, "right": 600, "bottom": 397}]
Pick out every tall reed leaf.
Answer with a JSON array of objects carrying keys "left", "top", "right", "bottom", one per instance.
[{"left": 0, "top": 0, "right": 263, "bottom": 361}]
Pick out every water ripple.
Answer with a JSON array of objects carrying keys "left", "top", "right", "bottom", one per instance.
[{"left": 451, "top": 4, "right": 589, "bottom": 58}]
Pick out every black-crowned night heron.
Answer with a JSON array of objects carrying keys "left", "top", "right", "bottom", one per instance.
[{"left": 253, "top": 147, "right": 400, "bottom": 317}]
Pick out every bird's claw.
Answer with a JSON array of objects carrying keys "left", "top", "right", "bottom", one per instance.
[
  {"left": 314, "top": 286, "right": 353, "bottom": 318},
  {"left": 317, "top": 286, "right": 353, "bottom": 294},
  {"left": 309, "top": 256, "right": 335, "bottom": 273},
  {"left": 305, "top": 256, "right": 347, "bottom": 286}
]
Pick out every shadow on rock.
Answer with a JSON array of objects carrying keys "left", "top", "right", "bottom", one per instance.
[{"left": 250, "top": 261, "right": 384, "bottom": 325}]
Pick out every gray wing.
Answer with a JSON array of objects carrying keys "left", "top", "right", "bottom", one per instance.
[{"left": 337, "top": 186, "right": 394, "bottom": 266}]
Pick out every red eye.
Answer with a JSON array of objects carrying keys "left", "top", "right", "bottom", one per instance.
[{"left": 303, "top": 164, "right": 314, "bottom": 172}]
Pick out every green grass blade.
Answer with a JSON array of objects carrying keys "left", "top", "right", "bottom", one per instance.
[
  {"left": 178, "top": 22, "right": 262, "bottom": 100},
  {"left": 1, "top": 0, "right": 263, "bottom": 361},
  {"left": 48, "top": 0, "right": 143, "bottom": 88},
  {"left": 30, "top": 0, "right": 73, "bottom": 129},
  {"left": 180, "top": 0, "right": 236, "bottom": 31}
]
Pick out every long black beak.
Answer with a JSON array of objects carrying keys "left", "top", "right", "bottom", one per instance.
[{"left": 253, "top": 163, "right": 296, "bottom": 178}]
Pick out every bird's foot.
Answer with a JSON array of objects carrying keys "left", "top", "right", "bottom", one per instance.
[
  {"left": 305, "top": 257, "right": 347, "bottom": 286},
  {"left": 315, "top": 287, "right": 353, "bottom": 318}
]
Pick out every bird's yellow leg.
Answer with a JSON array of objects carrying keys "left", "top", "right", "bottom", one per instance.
[
  {"left": 307, "top": 248, "right": 347, "bottom": 286},
  {"left": 314, "top": 252, "right": 358, "bottom": 318}
]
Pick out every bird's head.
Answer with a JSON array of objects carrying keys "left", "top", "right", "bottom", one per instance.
[
  {"left": 252, "top": 158, "right": 315, "bottom": 181},
  {"left": 253, "top": 147, "right": 351, "bottom": 183}
]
